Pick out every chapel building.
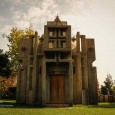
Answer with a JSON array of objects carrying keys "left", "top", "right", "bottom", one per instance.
[{"left": 16, "top": 16, "right": 98, "bottom": 106}]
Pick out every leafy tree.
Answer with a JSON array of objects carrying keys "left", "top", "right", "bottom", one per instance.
[
  {"left": 101, "top": 85, "right": 107, "bottom": 95},
  {"left": 4, "top": 25, "right": 35, "bottom": 75},
  {"left": 112, "top": 81, "right": 115, "bottom": 95},
  {"left": 101, "top": 74, "right": 114, "bottom": 95},
  {"left": 0, "top": 50, "right": 11, "bottom": 77},
  {"left": 0, "top": 76, "right": 17, "bottom": 98}
]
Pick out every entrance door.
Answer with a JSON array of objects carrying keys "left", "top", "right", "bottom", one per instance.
[{"left": 50, "top": 75, "right": 65, "bottom": 103}]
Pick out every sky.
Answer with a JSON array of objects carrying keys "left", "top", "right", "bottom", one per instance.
[{"left": 0, "top": 0, "right": 115, "bottom": 85}]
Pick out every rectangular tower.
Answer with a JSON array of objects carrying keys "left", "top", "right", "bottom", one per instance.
[{"left": 42, "top": 16, "right": 73, "bottom": 106}]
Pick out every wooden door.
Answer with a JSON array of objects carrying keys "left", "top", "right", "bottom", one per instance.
[{"left": 50, "top": 75, "right": 65, "bottom": 103}]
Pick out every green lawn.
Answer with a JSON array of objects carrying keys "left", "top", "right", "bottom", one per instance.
[{"left": 0, "top": 100, "right": 115, "bottom": 115}]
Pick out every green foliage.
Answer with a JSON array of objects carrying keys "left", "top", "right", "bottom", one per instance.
[
  {"left": 112, "top": 81, "right": 115, "bottom": 95},
  {"left": 101, "top": 74, "right": 114, "bottom": 95},
  {"left": 101, "top": 85, "right": 107, "bottom": 95},
  {"left": 0, "top": 51, "right": 11, "bottom": 77},
  {"left": 0, "top": 76, "right": 16, "bottom": 97},
  {"left": 5, "top": 25, "right": 35, "bottom": 75}
]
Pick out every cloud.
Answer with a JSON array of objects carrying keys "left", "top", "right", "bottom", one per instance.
[
  {"left": 4, "top": 0, "right": 23, "bottom": 5},
  {"left": 14, "top": 20, "right": 30, "bottom": 28},
  {"left": 0, "top": 25, "right": 12, "bottom": 34},
  {"left": 12, "top": 11, "right": 23, "bottom": 20},
  {"left": 11, "top": 0, "right": 60, "bottom": 34},
  {"left": 0, "top": 16, "right": 8, "bottom": 24},
  {"left": 0, "top": 0, "right": 92, "bottom": 35}
]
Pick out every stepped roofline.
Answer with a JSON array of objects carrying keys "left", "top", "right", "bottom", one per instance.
[{"left": 47, "top": 16, "right": 67, "bottom": 25}]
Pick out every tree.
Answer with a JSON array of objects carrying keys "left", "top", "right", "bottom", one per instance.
[
  {"left": 112, "top": 81, "right": 115, "bottom": 95},
  {"left": 0, "top": 50, "right": 11, "bottom": 99},
  {"left": 101, "top": 74, "right": 114, "bottom": 95},
  {"left": 0, "top": 50, "right": 11, "bottom": 77},
  {"left": 101, "top": 85, "right": 107, "bottom": 95},
  {"left": 4, "top": 25, "right": 35, "bottom": 75},
  {"left": 0, "top": 76, "right": 17, "bottom": 98}
]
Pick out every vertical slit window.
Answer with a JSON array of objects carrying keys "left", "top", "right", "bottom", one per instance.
[
  {"left": 73, "top": 67, "right": 75, "bottom": 74},
  {"left": 80, "top": 38, "right": 82, "bottom": 52},
  {"left": 29, "top": 67, "right": 33, "bottom": 90},
  {"left": 30, "top": 57, "right": 33, "bottom": 65},
  {"left": 39, "top": 66, "right": 41, "bottom": 74}
]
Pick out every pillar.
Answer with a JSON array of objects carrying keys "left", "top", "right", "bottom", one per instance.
[
  {"left": 69, "top": 61, "right": 73, "bottom": 104},
  {"left": 81, "top": 35, "right": 89, "bottom": 105},
  {"left": 33, "top": 32, "right": 38, "bottom": 103},
  {"left": 29, "top": 35, "right": 34, "bottom": 55},
  {"left": 91, "top": 67, "right": 98, "bottom": 104},
  {"left": 16, "top": 68, "right": 21, "bottom": 103},
  {"left": 42, "top": 59, "right": 46, "bottom": 106},
  {"left": 75, "top": 32, "right": 82, "bottom": 104}
]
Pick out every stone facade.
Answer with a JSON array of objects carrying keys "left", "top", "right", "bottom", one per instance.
[{"left": 16, "top": 16, "right": 98, "bottom": 106}]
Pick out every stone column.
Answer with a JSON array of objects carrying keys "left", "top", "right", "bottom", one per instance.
[
  {"left": 18, "top": 68, "right": 25, "bottom": 103},
  {"left": 75, "top": 32, "right": 82, "bottom": 104},
  {"left": 42, "top": 59, "right": 46, "bottom": 106},
  {"left": 91, "top": 67, "right": 98, "bottom": 104},
  {"left": 33, "top": 32, "right": 38, "bottom": 103},
  {"left": 81, "top": 35, "right": 89, "bottom": 105},
  {"left": 29, "top": 35, "right": 34, "bottom": 55},
  {"left": 88, "top": 66, "right": 92, "bottom": 104},
  {"left": 16, "top": 68, "right": 21, "bottom": 103},
  {"left": 69, "top": 61, "right": 73, "bottom": 105},
  {"left": 76, "top": 32, "right": 80, "bottom": 52}
]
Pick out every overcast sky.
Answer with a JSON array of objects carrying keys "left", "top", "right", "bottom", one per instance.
[{"left": 0, "top": 0, "right": 115, "bottom": 85}]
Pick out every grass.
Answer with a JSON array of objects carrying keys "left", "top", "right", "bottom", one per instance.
[{"left": 0, "top": 100, "right": 115, "bottom": 115}]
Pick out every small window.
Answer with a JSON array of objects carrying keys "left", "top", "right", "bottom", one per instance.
[
  {"left": 60, "top": 30, "right": 66, "bottom": 37},
  {"left": 60, "top": 31, "right": 63, "bottom": 36},
  {"left": 63, "top": 32, "right": 66, "bottom": 36},
  {"left": 19, "top": 59, "right": 22, "bottom": 63},
  {"left": 21, "top": 47, "right": 26, "bottom": 51},
  {"left": 61, "top": 41, "right": 66, "bottom": 48},
  {"left": 49, "top": 41, "right": 54, "bottom": 48},
  {"left": 46, "top": 53, "right": 55, "bottom": 59},
  {"left": 19, "top": 59, "right": 22, "bottom": 66},
  {"left": 49, "top": 31, "right": 53, "bottom": 36}
]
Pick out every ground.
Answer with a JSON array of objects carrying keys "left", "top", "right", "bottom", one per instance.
[{"left": 0, "top": 100, "right": 115, "bottom": 115}]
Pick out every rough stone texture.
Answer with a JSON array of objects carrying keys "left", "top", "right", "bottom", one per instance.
[{"left": 16, "top": 16, "right": 98, "bottom": 106}]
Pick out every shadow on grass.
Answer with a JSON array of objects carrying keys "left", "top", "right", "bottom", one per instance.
[
  {"left": 0, "top": 103, "right": 46, "bottom": 109},
  {"left": 0, "top": 100, "right": 115, "bottom": 109},
  {"left": 0, "top": 99, "right": 45, "bottom": 109},
  {"left": 88, "top": 103, "right": 115, "bottom": 108}
]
